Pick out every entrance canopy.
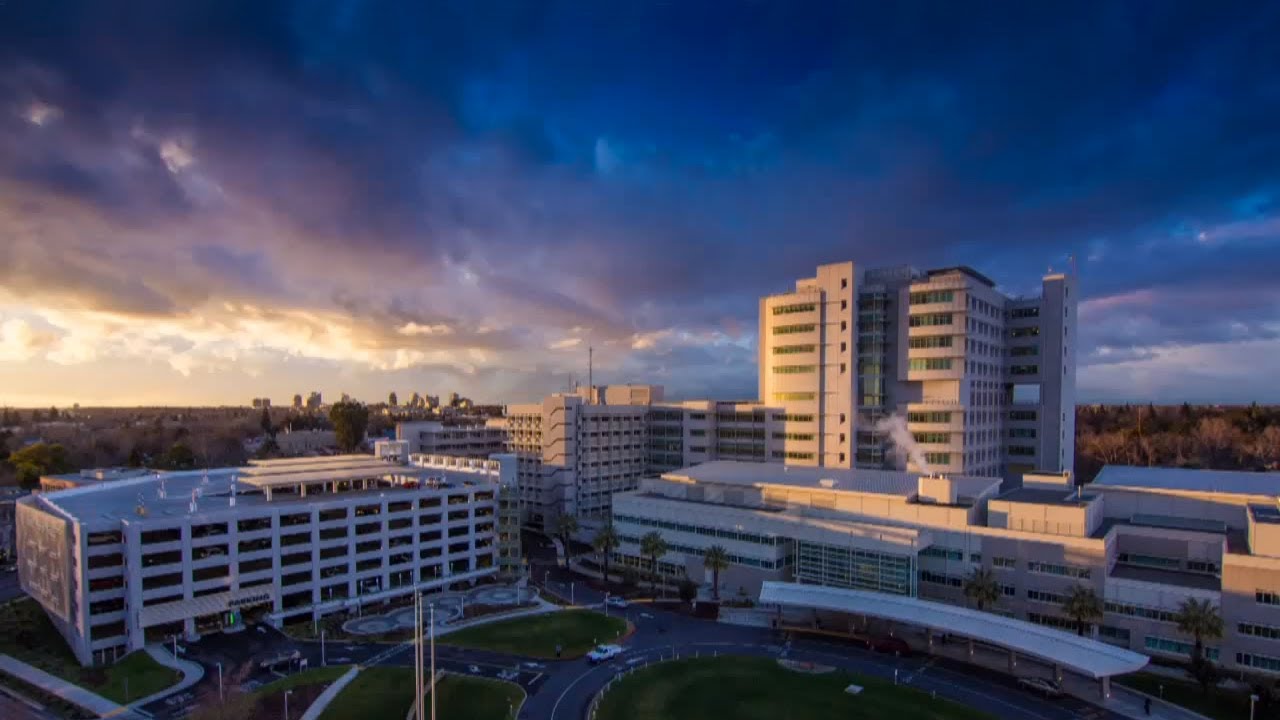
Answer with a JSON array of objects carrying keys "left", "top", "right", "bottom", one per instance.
[{"left": 760, "top": 581, "right": 1148, "bottom": 678}]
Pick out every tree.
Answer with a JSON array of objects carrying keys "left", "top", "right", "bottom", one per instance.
[
  {"left": 163, "top": 443, "right": 197, "bottom": 470},
  {"left": 678, "top": 577, "right": 698, "bottom": 604},
  {"left": 1061, "top": 584, "right": 1103, "bottom": 637},
  {"left": 552, "top": 513, "right": 579, "bottom": 567},
  {"left": 48, "top": 406, "right": 58, "bottom": 420},
  {"left": 328, "top": 400, "right": 369, "bottom": 452},
  {"left": 259, "top": 407, "right": 273, "bottom": 437},
  {"left": 1174, "top": 597, "right": 1224, "bottom": 694},
  {"left": 8, "top": 442, "right": 74, "bottom": 489},
  {"left": 592, "top": 524, "right": 620, "bottom": 586},
  {"left": 388, "top": 392, "right": 398, "bottom": 407},
  {"left": 292, "top": 394, "right": 303, "bottom": 410},
  {"left": 126, "top": 446, "right": 146, "bottom": 468},
  {"left": 1254, "top": 426, "right": 1280, "bottom": 470},
  {"left": 640, "top": 531, "right": 669, "bottom": 595},
  {"left": 703, "top": 545, "right": 730, "bottom": 601},
  {"left": 1193, "top": 417, "right": 1239, "bottom": 468},
  {"left": 962, "top": 567, "right": 1000, "bottom": 612}
]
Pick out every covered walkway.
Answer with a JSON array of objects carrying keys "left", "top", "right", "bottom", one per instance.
[{"left": 760, "top": 581, "right": 1149, "bottom": 697}]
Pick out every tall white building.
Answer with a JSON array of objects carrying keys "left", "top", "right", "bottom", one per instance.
[{"left": 761, "top": 262, "right": 1076, "bottom": 480}]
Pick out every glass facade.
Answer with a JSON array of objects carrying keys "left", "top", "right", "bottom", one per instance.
[{"left": 794, "top": 539, "right": 916, "bottom": 596}]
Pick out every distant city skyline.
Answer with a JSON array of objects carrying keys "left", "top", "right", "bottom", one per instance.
[{"left": 2, "top": 4, "right": 1280, "bottom": 407}]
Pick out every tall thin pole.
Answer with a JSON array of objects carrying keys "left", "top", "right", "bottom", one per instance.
[
  {"left": 415, "top": 593, "right": 423, "bottom": 720},
  {"left": 588, "top": 346, "right": 593, "bottom": 401},
  {"left": 430, "top": 603, "right": 436, "bottom": 720}
]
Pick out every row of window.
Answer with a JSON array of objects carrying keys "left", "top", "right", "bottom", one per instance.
[
  {"left": 920, "top": 570, "right": 962, "bottom": 587},
  {"left": 909, "top": 358, "right": 952, "bottom": 371},
  {"left": 772, "top": 302, "right": 816, "bottom": 316},
  {"left": 908, "top": 335, "right": 953, "bottom": 349},
  {"left": 1010, "top": 364, "right": 1038, "bottom": 376},
  {"left": 907, "top": 411, "right": 952, "bottom": 424},
  {"left": 772, "top": 413, "right": 815, "bottom": 422},
  {"left": 774, "top": 323, "right": 816, "bottom": 335},
  {"left": 1146, "top": 635, "right": 1220, "bottom": 660},
  {"left": 1009, "top": 428, "right": 1037, "bottom": 439},
  {"left": 909, "top": 312, "right": 953, "bottom": 327},
  {"left": 920, "top": 546, "right": 964, "bottom": 561},
  {"left": 773, "top": 364, "right": 817, "bottom": 374},
  {"left": 1027, "top": 589, "right": 1064, "bottom": 604},
  {"left": 913, "top": 432, "right": 951, "bottom": 445},
  {"left": 1237, "top": 652, "right": 1280, "bottom": 672},
  {"left": 613, "top": 513, "right": 784, "bottom": 546},
  {"left": 1009, "top": 345, "right": 1038, "bottom": 357},
  {"left": 1257, "top": 590, "right": 1280, "bottom": 606},
  {"left": 773, "top": 432, "right": 815, "bottom": 441},
  {"left": 1009, "top": 307, "right": 1040, "bottom": 319},
  {"left": 1238, "top": 622, "right": 1280, "bottom": 641},
  {"left": 774, "top": 392, "right": 816, "bottom": 401},
  {"left": 772, "top": 451, "right": 815, "bottom": 460},
  {"left": 909, "top": 290, "right": 954, "bottom": 305},
  {"left": 925, "top": 452, "right": 951, "bottom": 465},
  {"left": 773, "top": 344, "right": 816, "bottom": 355},
  {"left": 1105, "top": 601, "right": 1178, "bottom": 624},
  {"left": 1027, "top": 561, "right": 1091, "bottom": 579}
]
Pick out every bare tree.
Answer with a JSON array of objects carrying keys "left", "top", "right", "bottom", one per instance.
[
  {"left": 1254, "top": 426, "right": 1280, "bottom": 470},
  {"left": 1193, "top": 417, "right": 1239, "bottom": 468}
]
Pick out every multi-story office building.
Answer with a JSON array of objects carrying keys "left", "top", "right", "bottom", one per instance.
[
  {"left": 17, "top": 454, "right": 517, "bottom": 666},
  {"left": 396, "top": 421, "right": 506, "bottom": 458},
  {"left": 611, "top": 462, "right": 1280, "bottom": 677},
  {"left": 760, "top": 261, "right": 1075, "bottom": 479}
]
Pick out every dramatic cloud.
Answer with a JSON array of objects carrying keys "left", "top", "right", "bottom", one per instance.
[{"left": 1, "top": 2, "right": 1279, "bottom": 405}]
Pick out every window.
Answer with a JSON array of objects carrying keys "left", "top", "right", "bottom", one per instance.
[
  {"left": 771, "top": 451, "right": 815, "bottom": 460},
  {"left": 909, "top": 313, "right": 953, "bottom": 327},
  {"left": 1105, "top": 601, "right": 1178, "bottom": 624},
  {"left": 141, "top": 528, "right": 181, "bottom": 544},
  {"left": 1010, "top": 307, "right": 1040, "bottom": 319},
  {"left": 1238, "top": 622, "right": 1280, "bottom": 641},
  {"left": 1008, "top": 446, "right": 1036, "bottom": 457},
  {"left": 1098, "top": 625, "right": 1131, "bottom": 643},
  {"left": 1236, "top": 652, "right": 1280, "bottom": 672},
  {"left": 193, "top": 565, "right": 230, "bottom": 582},
  {"left": 1009, "top": 428, "right": 1037, "bottom": 439},
  {"left": 772, "top": 364, "right": 817, "bottom": 374},
  {"left": 142, "top": 550, "right": 181, "bottom": 567},
  {"left": 240, "top": 557, "right": 272, "bottom": 573},
  {"left": 1010, "top": 364, "right": 1038, "bottom": 376},
  {"left": 992, "top": 556, "right": 1016, "bottom": 569},
  {"left": 773, "top": 323, "right": 816, "bottom": 335},
  {"left": 1009, "top": 345, "right": 1038, "bottom": 357},
  {"left": 908, "top": 335, "right": 953, "bottom": 349},
  {"left": 89, "top": 553, "right": 124, "bottom": 569},
  {"left": 920, "top": 571, "right": 963, "bottom": 587},
  {"left": 921, "top": 546, "right": 964, "bottom": 561},
  {"left": 1256, "top": 590, "right": 1279, "bottom": 606},
  {"left": 773, "top": 344, "right": 816, "bottom": 355},
  {"left": 773, "top": 392, "right": 816, "bottom": 402},
  {"left": 912, "top": 432, "right": 949, "bottom": 444},
  {"left": 1027, "top": 589, "right": 1065, "bottom": 604},
  {"left": 279, "top": 514, "right": 309, "bottom": 527},
  {"left": 924, "top": 452, "right": 950, "bottom": 465},
  {"left": 772, "top": 432, "right": 815, "bottom": 441},
  {"left": 1145, "top": 636, "right": 1219, "bottom": 660},
  {"left": 908, "top": 358, "right": 952, "bottom": 371},
  {"left": 142, "top": 572, "right": 182, "bottom": 590},
  {"left": 1010, "top": 326, "right": 1040, "bottom": 338},
  {"left": 1027, "top": 561, "right": 1090, "bottom": 579},
  {"left": 193, "top": 522, "right": 230, "bottom": 537},
  {"left": 772, "top": 303, "right": 816, "bottom": 316},
  {"left": 907, "top": 411, "right": 952, "bottom": 424},
  {"left": 909, "top": 290, "right": 954, "bottom": 305},
  {"left": 771, "top": 413, "right": 815, "bottom": 422},
  {"left": 1009, "top": 409, "right": 1037, "bottom": 421}
]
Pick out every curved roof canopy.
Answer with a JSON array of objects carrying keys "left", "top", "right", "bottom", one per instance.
[{"left": 759, "top": 581, "right": 1148, "bottom": 678}]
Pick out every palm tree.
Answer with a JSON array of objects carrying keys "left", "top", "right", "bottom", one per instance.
[
  {"left": 1175, "top": 597, "right": 1223, "bottom": 694},
  {"left": 640, "top": 531, "right": 669, "bottom": 595},
  {"left": 552, "top": 513, "right": 579, "bottom": 567},
  {"left": 962, "top": 568, "right": 1000, "bottom": 612},
  {"left": 1061, "top": 584, "right": 1103, "bottom": 637},
  {"left": 592, "top": 524, "right": 620, "bottom": 586},
  {"left": 703, "top": 545, "right": 730, "bottom": 601}
]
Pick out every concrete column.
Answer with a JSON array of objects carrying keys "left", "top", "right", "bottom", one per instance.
[
  {"left": 1008, "top": 650, "right": 1017, "bottom": 672},
  {"left": 926, "top": 630, "right": 934, "bottom": 654},
  {"left": 967, "top": 638, "right": 975, "bottom": 659},
  {"left": 183, "top": 616, "right": 196, "bottom": 641},
  {"left": 1100, "top": 676, "right": 1111, "bottom": 699},
  {"left": 1053, "top": 664, "right": 1063, "bottom": 683}
]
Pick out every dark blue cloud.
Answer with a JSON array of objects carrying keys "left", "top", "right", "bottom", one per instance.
[{"left": 2, "top": 0, "right": 1280, "bottom": 402}]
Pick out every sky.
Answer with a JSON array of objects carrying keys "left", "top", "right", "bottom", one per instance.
[{"left": 1, "top": 2, "right": 1279, "bottom": 407}]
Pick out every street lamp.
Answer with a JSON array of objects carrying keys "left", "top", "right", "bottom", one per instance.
[
  {"left": 284, "top": 689, "right": 294, "bottom": 720},
  {"left": 1251, "top": 694, "right": 1259, "bottom": 720},
  {"left": 570, "top": 582, "right": 575, "bottom": 605},
  {"left": 216, "top": 662, "right": 223, "bottom": 702}
]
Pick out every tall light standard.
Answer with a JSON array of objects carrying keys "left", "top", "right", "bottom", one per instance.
[
  {"left": 570, "top": 582, "right": 575, "bottom": 605},
  {"left": 430, "top": 602, "right": 436, "bottom": 720},
  {"left": 321, "top": 628, "right": 326, "bottom": 667},
  {"left": 1251, "top": 693, "right": 1259, "bottom": 720},
  {"left": 284, "top": 689, "right": 294, "bottom": 720},
  {"left": 216, "top": 662, "right": 223, "bottom": 702}
]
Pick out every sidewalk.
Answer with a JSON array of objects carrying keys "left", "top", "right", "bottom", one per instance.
[
  {"left": 129, "top": 644, "right": 204, "bottom": 709},
  {"left": 299, "top": 665, "right": 360, "bottom": 720},
  {"left": 1105, "top": 684, "right": 1213, "bottom": 720},
  {"left": 0, "top": 653, "right": 141, "bottom": 719}
]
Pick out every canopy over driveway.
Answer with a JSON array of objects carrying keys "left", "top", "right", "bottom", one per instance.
[{"left": 760, "top": 581, "right": 1148, "bottom": 679}]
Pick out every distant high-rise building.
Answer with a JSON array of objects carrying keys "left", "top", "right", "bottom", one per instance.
[
  {"left": 292, "top": 394, "right": 303, "bottom": 410},
  {"left": 305, "top": 391, "right": 322, "bottom": 411},
  {"left": 250, "top": 397, "right": 271, "bottom": 409}
]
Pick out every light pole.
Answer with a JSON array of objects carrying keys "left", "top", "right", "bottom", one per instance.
[
  {"left": 216, "top": 662, "right": 223, "bottom": 702},
  {"left": 570, "top": 582, "right": 575, "bottom": 605},
  {"left": 321, "top": 629, "right": 326, "bottom": 666},
  {"left": 603, "top": 592, "right": 609, "bottom": 617},
  {"left": 1250, "top": 693, "right": 1259, "bottom": 720},
  {"left": 284, "top": 689, "right": 293, "bottom": 720}
]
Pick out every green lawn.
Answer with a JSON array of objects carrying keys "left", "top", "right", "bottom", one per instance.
[
  {"left": 595, "top": 656, "right": 995, "bottom": 720},
  {"left": 0, "top": 598, "right": 180, "bottom": 704},
  {"left": 318, "top": 668, "right": 521, "bottom": 720},
  {"left": 256, "top": 665, "right": 351, "bottom": 694},
  {"left": 1117, "top": 672, "right": 1254, "bottom": 720},
  {"left": 442, "top": 610, "right": 626, "bottom": 659}
]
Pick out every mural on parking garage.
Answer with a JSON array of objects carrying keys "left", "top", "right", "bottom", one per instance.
[{"left": 16, "top": 501, "right": 72, "bottom": 622}]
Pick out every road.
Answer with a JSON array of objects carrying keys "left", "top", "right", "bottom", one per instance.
[
  {"left": 150, "top": 569, "right": 1124, "bottom": 720},
  {"left": 0, "top": 690, "right": 59, "bottom": 720}
]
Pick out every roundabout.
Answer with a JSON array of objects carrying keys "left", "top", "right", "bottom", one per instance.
[
  {"left": 590, "top": 655, "right": 994, "bottom": 720},
  {"left": 340, "top": 584, "right": 538, "bottom": 636}
]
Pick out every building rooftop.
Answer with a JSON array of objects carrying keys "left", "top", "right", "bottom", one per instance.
[
  {"left": 1251, "top": 504, "right": 1280, "bottom": 524},
  {"left": 1091, "top": 466, "right": 1280, "bottom": 498},
  {"left": 1108, "top": 564, "right": 1222, "bottom": 592},
  {"left": 662, "top": 461, "right": 1000, "bottom": 500},
  {"left": 924, "top": 265, "right": 997, "bottom": 288},
  {"left": 993, "top": 487, "right": 1097, "bottom": 507}
]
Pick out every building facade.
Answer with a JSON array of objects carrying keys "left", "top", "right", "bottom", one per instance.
[
  {"left": 610, "top": 463, "right": 1280, "bottom": 677},
  {"left": 18, "top": 454, "right": 516, "bottom": 666},
  {"left": 395, "top": 421, "right": 505, "bottom": 458}
]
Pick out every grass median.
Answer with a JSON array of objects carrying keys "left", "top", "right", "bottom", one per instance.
[
  {"left": 594, "top": 655, "right": 995, "bottom": 720},
  {"left": 317, "top": 668, "right": 521, "bottom": 720},
  {"left": 441, "top": 609, "right": 626, "bottom": 659}
]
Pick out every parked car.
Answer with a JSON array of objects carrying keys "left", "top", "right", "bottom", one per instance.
[
  {"left": 1017, "top": 676, "right": 1063, "bottom": 698},
  {"left": 869, "top": 636, "right": 911, "bottom": 657},
  {"left": 605, "top": 596, "right": 628, "bottom": 609},
  {"left": 587, "top": 644, "right": 623, "bottom": 664}
]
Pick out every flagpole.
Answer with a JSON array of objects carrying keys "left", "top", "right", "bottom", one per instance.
[
  {"left": 415, "top": 592, "right": 424, "bottom": 720},
  {"left": 430, "top": 602, "right": 436, "bottom": 720}
]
